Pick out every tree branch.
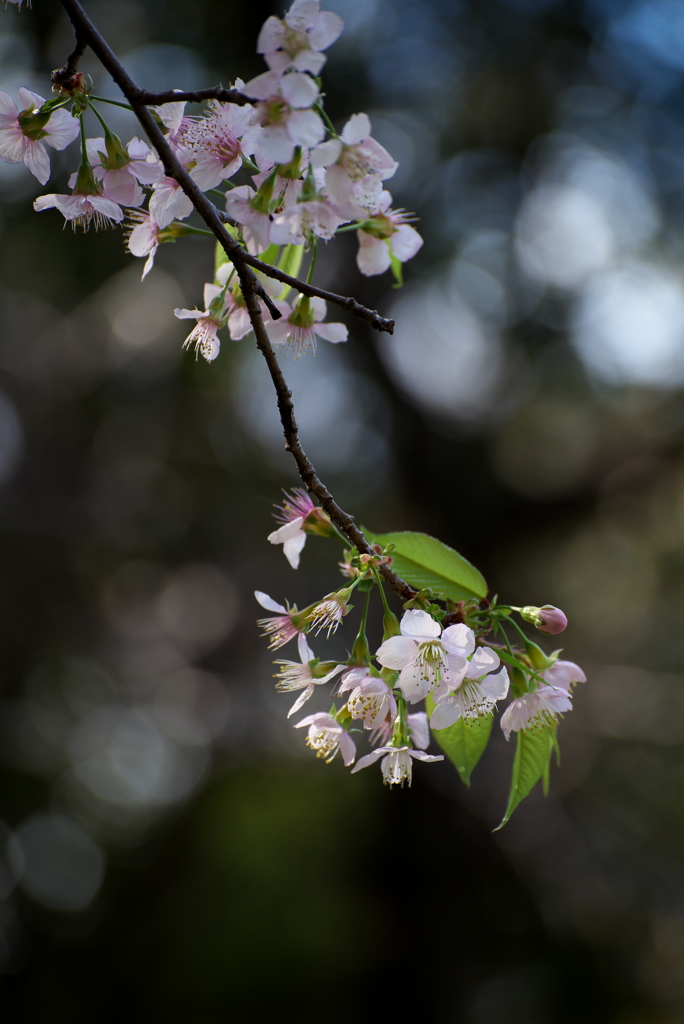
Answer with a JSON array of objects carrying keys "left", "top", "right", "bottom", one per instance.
[
  {"left": 54, "top": 0, "right": 412, "bottom": 600},
  {"left": 135, "top": 87, "right": 255, "bottom": 107}
]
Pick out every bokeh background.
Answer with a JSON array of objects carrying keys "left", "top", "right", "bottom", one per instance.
[{"left": 1, "top": 0, "right": 684, "bottom": 1020}]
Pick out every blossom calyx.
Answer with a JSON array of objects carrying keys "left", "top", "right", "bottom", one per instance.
[{"left": 522, "top": 636, "right": 558, "bottom": 671}]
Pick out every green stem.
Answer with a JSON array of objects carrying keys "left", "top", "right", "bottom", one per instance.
[
  {"left": 90, "top": 95, "right": 135, "bottom": 111},
  {"left": 335, "top": 222, "right": 367, "bottom": 234},
  {"left": 306, "top": 241, "right": 318, "bottom": 285},
  {"left": 315, "top": 101, "right": 337, "bottom": 138}
]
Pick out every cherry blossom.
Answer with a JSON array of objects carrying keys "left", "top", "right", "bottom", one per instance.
[
  {"left": 267, "top": 488, "right": 329, "bottom": 569},
  {"left": 500, "top": 660, "right": 585, "bottom": 739},
  {"left": 311, "top": 113, "right": 397, "bottom": 217},
  {"left": 294, "top": 712, "right": 356, "bottom": 765},
  {"left": 257, "top": 0, "right": 343, "bottom": 75},
  {"left": 125, "top": 210, "right": 162, "bottom": 280},
  {"left": 181, "top": 101, "right": 252, "bottom": 189},
  {"left": 254, "top": 591, "right": 306, "bottom": 649},
  {"left": 224, "top": 184, "right": 275, "bottom": 255},
  {"left": 351, "top": 744, "right": 443, "bottom": 787},
  {"left": 84, "top": 135, "right": 162, "bottom": 206},
  {"left": 375, "top": 610, "right": 475, "bottom": 703},
  {"left": 149, "top": 175, "right": 194, "bottom": 229},
  {"left": 309, "top": 588, "right": 352, "bottom": 636},
  {"left": 241, "top": 70, "right": 324, "bottom": 166},
  {"left": 338, "top": 668, "right": 396, "bottom": 730},
  {"left": 268, "top": 294, "right": 348, "bottom": 357},
  {"left": 274, "top": 633, "right": 343, "bottom": 716},
  {"left": 154, "top": 100, "right": 193, "bottom": 152},
  {"left": 430, "top": 655, "right": 510, "bottom": 730},
  {"left": 270, "top": 196, "right": 345, "bottom": 245},
  {"left": 356, "top": 191, "right": 423, "bottom": 277},
  {"left": 174, "top": 282, "right": 227, "bottom": 362},
  {"left": 0, "top": 88, "right": 79, "bottom": 185},
  {"left": 33, "top": 189, "right": 123, "bottom": 230}
]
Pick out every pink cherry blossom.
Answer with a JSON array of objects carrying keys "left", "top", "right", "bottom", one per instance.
[
  {"left": 375, "top": 610, "right": 475, "bottom": 704},
  {"left": 274, "top": 633, "right": 343, "bottom": 717},
  {"left": 242, "top": 70, "right": 324, "bottom": 166},
  {"left": 255, "top": 590, "right": 305, "bottom": 649},
  {"left": 356, "top": 191, "right": 423, "bottom": 276},
  {"left": 351, "top": 744, "right": 443, "bottom": 787},
  {"left": 338, "top": 668, "right": 396, "bottom": 730},
  {"left": 270, "top": 196, "right": 346, "bottom": 245},
  {"left": 294, "top": 712, "right": 356, "bottom": 766},
  {"left": 0, "top": 88, "right": 79, "bottom": 185},
  {"left": 309, "top": 588, "right": 352, "bottom": 636},
  {"left": 258, "top": 0, "right": 343, "bottom": 75},
  {"left": 155, "top": 100, "right": 193, "bottom": 152},
  {"left": 126, "top": 210, "right": 161, "bottom": 280},
  {"left": 174, "top": 282, "right": 226, "bottom": 361},
  {"left": 33, "top": 190, "right": 124, "bottom": 230},
  {"left": 224, "top": 184, "right": 276, "bottom": 254},
  {"left": 311, "top": 113, "right": 397, "bottom": 217},
  {"left": 268, "top": 294, "right": 348, "bottom": 357},
  {"left": 181, "top": 101, "right": 252, "bottom": 188},
  {"left": 267, "top": 488, "right": 326, "bottom": 569},
  {"left": 84, "top": 135, "right": 163, "bottom": 207},
  {"left": 149, "top": 175, "right": 194, "bottom": 229}
]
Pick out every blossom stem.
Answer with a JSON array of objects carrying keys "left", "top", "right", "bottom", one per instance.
[
  {"left": 89, "top": 95, "right": 134, "bottom": 111},
  {"left": 306, "top": 241, "right": 318, "bottom": 286}
]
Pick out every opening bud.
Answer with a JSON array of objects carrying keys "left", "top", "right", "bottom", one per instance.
[{"left": 519, "top": 605, "right": 568, "bottom": 635}]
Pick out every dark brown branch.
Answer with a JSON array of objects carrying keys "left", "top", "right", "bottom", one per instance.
[
  {"left": 135, "top": 87, "right": 254, "bottom": 107},
  {"left": 55, "top": 0, "right": 412, "bottom": 600}
]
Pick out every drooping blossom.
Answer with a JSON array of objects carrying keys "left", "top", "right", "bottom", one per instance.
[
  {"left": 338, "top": 668, "right": 396, "bottom": 730},
  {"left": 351, "top": 743, "right": 443, "bottom": 787},
  {"left": 34, "top": 189, "right": 124, "bottom": 230},
  {"left": 274, "top": 633, "right": 343, "bottom": 717},
  {"left": 294, "top": 712, "right": 356, "bottom": 765},
  {"left": 257, "top": 0, "right": 343, "bottom": 75},
  {"left": 268, "top": 294, "right": 348, "bottom": 357},
  {"left": 429, "top": 650, "right": 510, "bottom": 730},
  {"left": 375, "top": 610, "right": 475, "bottom": 704},
  {"left": 500, "top": 660, "right": 585, "bottom": 740},
  {"left": 84, "top": 135, "right": 163, "bottom": 206},
  {"left": 254, "top": 590, "right": 307, "bottom": 649},
  {"left": 309, "top": 588, "right": 352, "bottom": 636},
  {"left": 311, "top": 113, "right": 397, "bottom": 217},
  {"left": 356, "top": 191, "right": 423, "bottom": 277},
  {"left": 267, "top": 488, "right": 330, "bottom": 569},
  {"left": 241, "top": 70, "right": 324, "bottom": 166},
  {"left": 174, "top": 282, "right": 226, "bottom": 362},
  {"left": 0, "top": 88, "right": 79, "bottom": 185}
]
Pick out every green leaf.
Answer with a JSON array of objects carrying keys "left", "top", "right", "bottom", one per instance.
[
  {"left": 277, "top": 243, "right": 304, "bottom": 281},
  {"left": 496, "top": 725, "right": 556, "bottom": 830},
  {"left": 427, "top": 695, "right": 493, "bottom": 785},
  {"left": 495, "top": 648, "right": 546, "bottom": 686},
  {"left": 363, "top": 530, "right": 487, "bottom": 601}
]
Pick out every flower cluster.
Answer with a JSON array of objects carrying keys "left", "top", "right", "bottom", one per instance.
[
  {"left": 2, "top": 0, "right": 423, "bottom": 362},
  {"left": 256, "top": 492, "right": 586, "bottom": 799}
]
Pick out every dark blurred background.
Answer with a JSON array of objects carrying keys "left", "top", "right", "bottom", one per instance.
[{"left": 1, "top": 0, "right": 684, "bottom": 1020}]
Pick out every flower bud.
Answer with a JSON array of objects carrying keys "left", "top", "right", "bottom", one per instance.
[{"left": 520, "top": 605, "right": 568, "bottom": 635}]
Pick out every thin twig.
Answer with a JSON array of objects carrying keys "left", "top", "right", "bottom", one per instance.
[
  {"left": 54, "top": 0, "right": 411, "bottom": 599},
  {"left": 51, "top": 31, "right": 88, "bottom": 93}
]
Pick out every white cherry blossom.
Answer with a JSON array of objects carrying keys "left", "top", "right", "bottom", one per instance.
[
  {"left": 274, "top": 634, "right": 343, "bottom": 717},
  {"left": 268, "top": 294, "right": 348, "bottom": 357},
  {"left": 500, "top": 660, "right": 586, "bottom": 740},
  {"left": 375, "top": 610, "right": 474, "bottom": 703},
  {"left": 351, "top": 744, "right": 443, "bottom": 787},
  {"left": 294, "top": 712, "right": 356, "bottom": 765}
]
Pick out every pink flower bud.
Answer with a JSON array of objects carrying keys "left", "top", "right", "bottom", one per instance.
[{"left": 534, "top": 605, "right": 568, "bottom": 635}]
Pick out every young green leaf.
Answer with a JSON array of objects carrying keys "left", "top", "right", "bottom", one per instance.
[
  {"left": 496, "top": 725, "right": 556, "bottom": 830},
  {"left": 427, "top": 695, "right": 493, "bottom": 785},
  {"left": 363, "top": 530, "right": 487, "bottom": 601}
]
